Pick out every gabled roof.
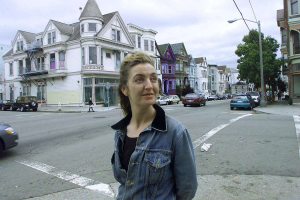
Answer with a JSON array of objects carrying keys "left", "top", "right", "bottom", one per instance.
[
  {"left": 66, "top": 22, "right": 80, "bottom": 42},
  {"left": 2, "top": 48, "right": 13, "bottom": 58},
  {"left": 79, "top": 0, "right": 103, "bottom": 21},
  {"left": 51, "top": 20, "right": 74, "bottom": 36},
  {"left": 170, "top": 43, "right": 183, "bottom": 54},
  {"left": 102, "top": 12, "right": 117, "bottom": 29},
  {"left": 217, "top": 65, "right": 226, "bottom": 72},
  {"left": 19, "top": 30, "right": 37, "bottom": 44},
  {"left": 194, "top": 57, "right": 204, "bottom": 64},
  {"left": 158, "top": 44, "right": 168, "bottom": 55}
]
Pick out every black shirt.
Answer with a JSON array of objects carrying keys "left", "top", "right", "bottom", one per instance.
[{"left": 120, "top": 134, "right": 137, "bottom": 172}]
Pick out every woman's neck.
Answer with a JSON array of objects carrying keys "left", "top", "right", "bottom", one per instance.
[{"left": 130, "top": 105, "right": 156, "bottom": 130}]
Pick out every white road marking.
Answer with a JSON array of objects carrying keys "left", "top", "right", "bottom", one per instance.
[
  {"left": 164, "top": 109, "right": 173, "bottom": 111},
  {"left": 293, "top": 116, "right": 300, "bottom": 158},
  {"left": 17, "top": 160, "right": 115, "bottom": 198},
  {"left": 193, "top": 114, "right": 252, "bottom": 149}
]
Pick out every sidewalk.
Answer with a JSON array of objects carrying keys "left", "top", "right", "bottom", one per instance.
[
  {"left": 253, "top": 100, "right": 300, "bottom": 116},
  {"left": 37, "top": 104, "right": 120, "bottom": 113}
]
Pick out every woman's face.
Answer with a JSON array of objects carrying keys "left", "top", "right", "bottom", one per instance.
[{"left": 122, "top": 63, "right": 159, "bottom": 109}]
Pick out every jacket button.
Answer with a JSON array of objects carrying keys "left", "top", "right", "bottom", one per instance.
[{"left": 127, "top": 180, "right": 133, "bottom": 185}]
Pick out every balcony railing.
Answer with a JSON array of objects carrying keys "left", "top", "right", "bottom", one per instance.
[
  {"left": 24, "top": 41, "right": 43, "bottom": 51},
  {"left": 82, "top": 65, "right": 104, "bottom": 71},
  {"left": 293, "top": 43, "right": 300, "bottom": 55}
]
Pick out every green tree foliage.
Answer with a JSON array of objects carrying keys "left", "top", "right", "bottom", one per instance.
[{"left": 235, "top": 30, "right": 281, "bottom": 100}]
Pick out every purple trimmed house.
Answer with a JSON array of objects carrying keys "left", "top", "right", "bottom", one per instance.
[{"left": 158, "top": 43, "right": 176, "bottom": 95}]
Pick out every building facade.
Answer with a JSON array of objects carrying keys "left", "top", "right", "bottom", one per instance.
[
  {"left": 170, "top": 43, "right": 189, "bottom": 90},
  {"left": 208, "top": 64, "right": 218, "bottom": 94},
  {"left": 2, "top": 0, "right": 134, "bottom": 105},
  {"left": 194, "top": 57, "right": 208, "bottom": 93},
  {"left": 0, "top": 44, "right": 11, "bottom": 100},
  {"left": 188, "top": 55, "right": 197, "bottom": 91},
  {"left": 277, "top": 0, "right": 300, "bottom": 102},
  {"left": 217, "top": 65, "right": 228, "bottom": 94},
  {"left": 158, "top": 43, "right": 176, "bottom": 95}
]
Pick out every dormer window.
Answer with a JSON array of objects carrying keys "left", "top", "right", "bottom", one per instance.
[
  {"left": 89, "top": 23, "right": 96, "bottom": 32},
  {"left": 17, "top": 42, "right": 20, "bottom": 51},
  {"left": 151, "top": 41, "right": 154, "bottom": 52},
  {"left": 20, "top": 41, "right": 23, "bottom": 50},
  {"left": 48, "top": 33, "right": 51, "bottom": 44},
  {"left": 131, "top": 35, "right": 136, "bottom": 47},
  {"left": 81, "top": 24, "right": 85, "bottom": 33},
  {"left": 52, "top": 31, "right": 56, "bottom": 43},
  {"left": 112, "top": 29, "right": 120, "bottom": 41}
]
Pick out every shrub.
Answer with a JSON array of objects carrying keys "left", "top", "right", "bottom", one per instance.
[{"left": 288, "top": 98, "right": 293, "bottom": 105}]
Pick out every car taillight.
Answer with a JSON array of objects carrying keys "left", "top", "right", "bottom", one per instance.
[
  {"left": 245, "top": 101, "right": 250, "bottom": 103},
  {"left": 183, "top": 99, "right": 186, "bottom": 102},
  {"left": 230, "top": 100, "right": 236, "bottom": 103},
  {"left": 194, "top": 98, "right": 199, "bottom": 102}
]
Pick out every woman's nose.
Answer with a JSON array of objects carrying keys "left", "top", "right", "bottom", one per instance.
[{"left": 145, "top": 79, "right": 153, "bottom": 89}]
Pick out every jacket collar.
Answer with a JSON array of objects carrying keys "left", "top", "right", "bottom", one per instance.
[{"left": 111, "top": 104, "right": 167, "bottom": 132}]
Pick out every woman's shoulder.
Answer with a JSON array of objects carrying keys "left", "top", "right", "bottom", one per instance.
[{"left": 165, "top": 115, "right": 187, "bottom": 133}]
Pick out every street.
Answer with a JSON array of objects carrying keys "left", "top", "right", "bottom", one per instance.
[{"left": 0, "top": 100, "right": 300, "bottom": 200}]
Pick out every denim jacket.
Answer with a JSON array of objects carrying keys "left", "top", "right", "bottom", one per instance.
[{"left": 111, "top": 104, "right": 198, "bottom": 200}]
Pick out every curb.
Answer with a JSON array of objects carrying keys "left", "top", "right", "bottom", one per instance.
[{"left": 38, "top": 110, "right": 82, "bottom": 113}]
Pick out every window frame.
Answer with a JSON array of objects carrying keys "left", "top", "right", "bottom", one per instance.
[
  {"left": 138, "top": 36, "right": 141, "bottom": 48},
  {"left": 9, "top": 63, "right": 13, "bottom": 76},
  {"left": 117, "top": 30, "right": 120, "bottom": 41},
  {"left": 282, "top": 28, "right": 287, "bottom": 43},
  {"left": 81, "top": 24, "right": 84, "bottom": 33},
  {"left": 89, "top": 46, "right": 97, "bottom": 65},
  {"left": 144, "top": 39, "right": 149, "bottom": 51},
  {"left": 131, "top": 35, "right": 136, "bottom": 47},
  {"left": 82, "top": 47, "right": 85, "bottom": 65},
  {"left": 48, "top": 33, "right": 51, "bottom": 44},
  {"left": 291, "top": 0, "right": 298, "bottom": 15},
  {"left": 112, "top": 29, "right": 116, "bottom": 40},
  {"left": 89, "top": 23, "right": 96, "bottom": 32},
  {"left": 151, "top": 41, "right": 154, "bottom": 52},
  {"left": 106, "top": 52, "right": 111, "bottom": 58},
  {"left": 52, "top": 31, "right": 56, "bottom": 43},
  {"left": 116, "top": 52, "right": 121, "bottom": 68}
]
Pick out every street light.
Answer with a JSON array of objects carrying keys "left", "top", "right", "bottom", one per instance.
[{"left": 228, "top": 18, "right": 266, "bottom": 107}]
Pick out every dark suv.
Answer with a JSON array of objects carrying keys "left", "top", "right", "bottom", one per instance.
[{"left": 11, "top": 96, "right": 38, "bottom": 112}]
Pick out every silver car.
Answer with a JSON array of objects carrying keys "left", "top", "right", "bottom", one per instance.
[
  {"left": 0, "top": 123, "right": 19, "bottom": 153},
  {"left": 156, "top": 96, "right": 169, "bottom": 105},
  {"left": 167, "top": 95, "right": 180, "bottom": 104}
]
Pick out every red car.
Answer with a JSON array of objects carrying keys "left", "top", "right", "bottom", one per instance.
[{"left": 182, "top": 93, "right": 206, "bottom": 107}]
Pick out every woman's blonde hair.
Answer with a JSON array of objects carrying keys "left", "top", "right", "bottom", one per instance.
[{"left": 119, "top": 52, "right": 154, "bottom": 115}]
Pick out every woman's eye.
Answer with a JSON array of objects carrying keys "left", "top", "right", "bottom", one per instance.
[
  {"left": 151, "top": 77, "right": 157, "bottom": 82},
  {"left": 135, "top": 78, "right": 144, "bottom": 83}
]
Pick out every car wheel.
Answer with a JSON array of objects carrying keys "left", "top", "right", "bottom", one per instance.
[
  {"left": 21, "top": 106, "right": 25, "bottom": 112},
  {"left": 250, "top": 105, "right": 253, "bottom": 110},
  {"left": 203, "top": 102, "right": 206, "bottom": 106},
  {"left": 0, "top": 141, "right": 3, "bottom": 153},
  {"left": 184, "top": 104, "right": 187, "bottom": 107},
  {"left": 33, "top": 108, "right": 37, "bottom": 112},
  {"left": 230, "top": 107, "right": 233, "bottom": 110},
  {"left": 177, "top": 101, "right": 179, "bottom": 104},
  {"left": 1, "top": 106, "right": 4, "bottom": 111}
]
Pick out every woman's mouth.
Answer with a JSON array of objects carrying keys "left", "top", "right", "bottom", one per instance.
[{"left": 143, "top": 93, "right": 153, "bottom": 97}]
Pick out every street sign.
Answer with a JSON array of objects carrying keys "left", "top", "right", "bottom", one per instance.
[{"left": 105, "top": 82, "right": 111, "bottom": 90}]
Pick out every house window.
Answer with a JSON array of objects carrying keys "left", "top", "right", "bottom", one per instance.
[
  {"left": 52, "top": 31, "right": 56, "bottom": 43},
  {"left": 48, "top": 33, "right": 51, "bottom": 44},
  {"left": 20, "top": 41, "right": 23, "bottom": 50},
  {"left": 89, "top": 47, "right": 97, "bottom": 64},
  {"left": 116, "top": 52, "right": 121, "bottom": 68},
  {"left": 84, "top": 78, "right": 92, "bottom": 85},
  {"left": 37, "top": 85, "right": 46, "bottom": 101},
  {"left": 181, "top": 51, "right": 184, "bottom": 56},
  {"left": 82, "top": 47, "right": 85, "bottom": 65},
  {"left": 19, "top": 60, "right": 23, "bottom": 74},
  {"left": 131, "top": 35, "right": 136, "bottom": 47},
  {"left": 292, "top": 0, "right": 298, "bottom": 15},
  {"left": 17, "top": 42, "right": 20, "bottom": 51},
  {"left": 138, "top": 36, "right": 141, "bottom": 48},
  {"left": 167, "top": 52, "right": 170, "bottom": 59},
  {"left": 180, "top": 60, "right": 183, "bottom": 70},
  {"left": 81, "top": 24, "right": 84, "bottom": 33},
  {"left": 151, "top": 41, "right": 154, "bottom": 52},
  {"left": 124, "top": 52, "right": 128, "bottom": 57},
  {"left": 144, "top": 40, "right": 149, "bottom": 51},
  {"left": 50, "top": 53, "right": 56, "bottom": 69},
  {"left": 169, "top": 81, "right": 173, "bottom": 89},
  {"left": 59, "top": 52, "right": 65, "bottom": 68},
  {"left": 112, "top": 29, "right": 116, "bottom": 40},
  {"left": 106, "top": 53, "right": 111, "bottom": 58},
  {"left": 117, "top": 30, "right": 120, "bottom": 41},
  {"left": 101, "top": 48, "right": 103, "bottom": 65},
  {"left": 89, "top": 23, "right": 96, "bottom": 32},
  {"left": 10, "top": 87, "right": 14, "bottom": 101},
  {"left": 282, "top": 28, "right": 287, "bottom": 43},
  {"left": 168, "top": 65, "right": 172, "bottom": 74},
  {"left": 9, "top": 63, "right": 13, "bottom": 76},
  {"left": 176, "top": 62, "right": 179, "bottom": 70}
]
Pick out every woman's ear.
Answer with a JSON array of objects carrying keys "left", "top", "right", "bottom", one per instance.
[{"left": 121, "top": 86, "right": 128, "bottom": 97}]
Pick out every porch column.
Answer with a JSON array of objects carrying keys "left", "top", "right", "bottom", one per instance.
[
  {"left": 55, "top": 51, "right": 59, "bottom": 69},
  {"left": 97, "top": 46, "right": 100, "bottom": 65},
  {"left": 92, "top": 77, "right": 95, "bottom": 103},
  {"left": 22, "top": 59, "right": 25, "bottom": 74}
]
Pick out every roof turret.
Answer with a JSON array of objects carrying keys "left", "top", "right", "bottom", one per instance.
[{"left": 79, "top": 0, "right": 103, "bottom": 21}]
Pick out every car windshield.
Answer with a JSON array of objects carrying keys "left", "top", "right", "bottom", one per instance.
[
  {"left": 185, "top": 94, "right": 197, "bottom": 98},
  {"left": 247, "top": 92, "right": 259, "bottom": 96},
  {"left": 27, "top": 97, "right": 37, "bottom": 101}
]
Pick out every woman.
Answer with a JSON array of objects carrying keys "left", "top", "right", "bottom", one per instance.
[{"left": 111, "top": 52, "right": 197, "bottom": 200}]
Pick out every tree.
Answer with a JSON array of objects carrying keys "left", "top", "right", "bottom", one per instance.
[{"left": 235, "top": 30, "right": 281, "bottom": 102}]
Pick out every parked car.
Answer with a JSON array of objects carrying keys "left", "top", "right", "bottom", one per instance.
[
  {"left": 0, "top": 123, "right": 19, "bottom": 153},
  {"left": 246, "top": 91, "right": 260, "bottom": 107},
  {"left": 0, "top": 100, "right": 15, "bottom": 111},
  {"left": 11, "top": 96, "right": 38, "bottom": 112},
  {"left": 208, "top": 95, "right": 217, "bottom": 101},
  {"left": 198, "top": 92, "right": 210, "bottom": 100},
  {"left": 230, "top": 94, "right": 255, "bottom": 110},
  {"left": 167, "top": 95, "right": 180, "bottom": 104},
  {"left": 224, "top": 93, "right": 232, "bottom": 99},
  {"left": 217, "top": 94, "right": 225, "bottom": 100},
  {"left": 182, "top": 93, "right": 206, "bottom": 107},
  {"left": 156, "top": 96, "right": 168, "bottom": 105}
]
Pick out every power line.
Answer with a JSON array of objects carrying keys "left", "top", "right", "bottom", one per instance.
[
  {"left": 249, "top": 0, "right": 257, "bottom": 22},
  {"left": 232, "top": 0, "right": 250, "bottom": 31}
]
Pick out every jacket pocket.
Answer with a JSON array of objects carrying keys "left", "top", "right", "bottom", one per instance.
[{"left": 144, "top": 152, "right": 171, "bottom": 185}]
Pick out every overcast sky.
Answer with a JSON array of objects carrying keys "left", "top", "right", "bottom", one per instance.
[{"left": 0, "top": 0, "right": 283, "bottom": 69}]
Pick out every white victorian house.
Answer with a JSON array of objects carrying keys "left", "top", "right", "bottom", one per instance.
[
  {"left": 194, "top": 57, "right": 208, "bottom": 93},
  {"left": 2, "top": 0, "right": 134, "bottom": 105},
  {"left": 188, "top": 55, "right": 197, "bottom": 91}
]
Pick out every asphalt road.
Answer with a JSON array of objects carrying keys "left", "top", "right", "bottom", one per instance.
[{"left": 0, "top": 100, "right": 299, "bottom": 200}]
